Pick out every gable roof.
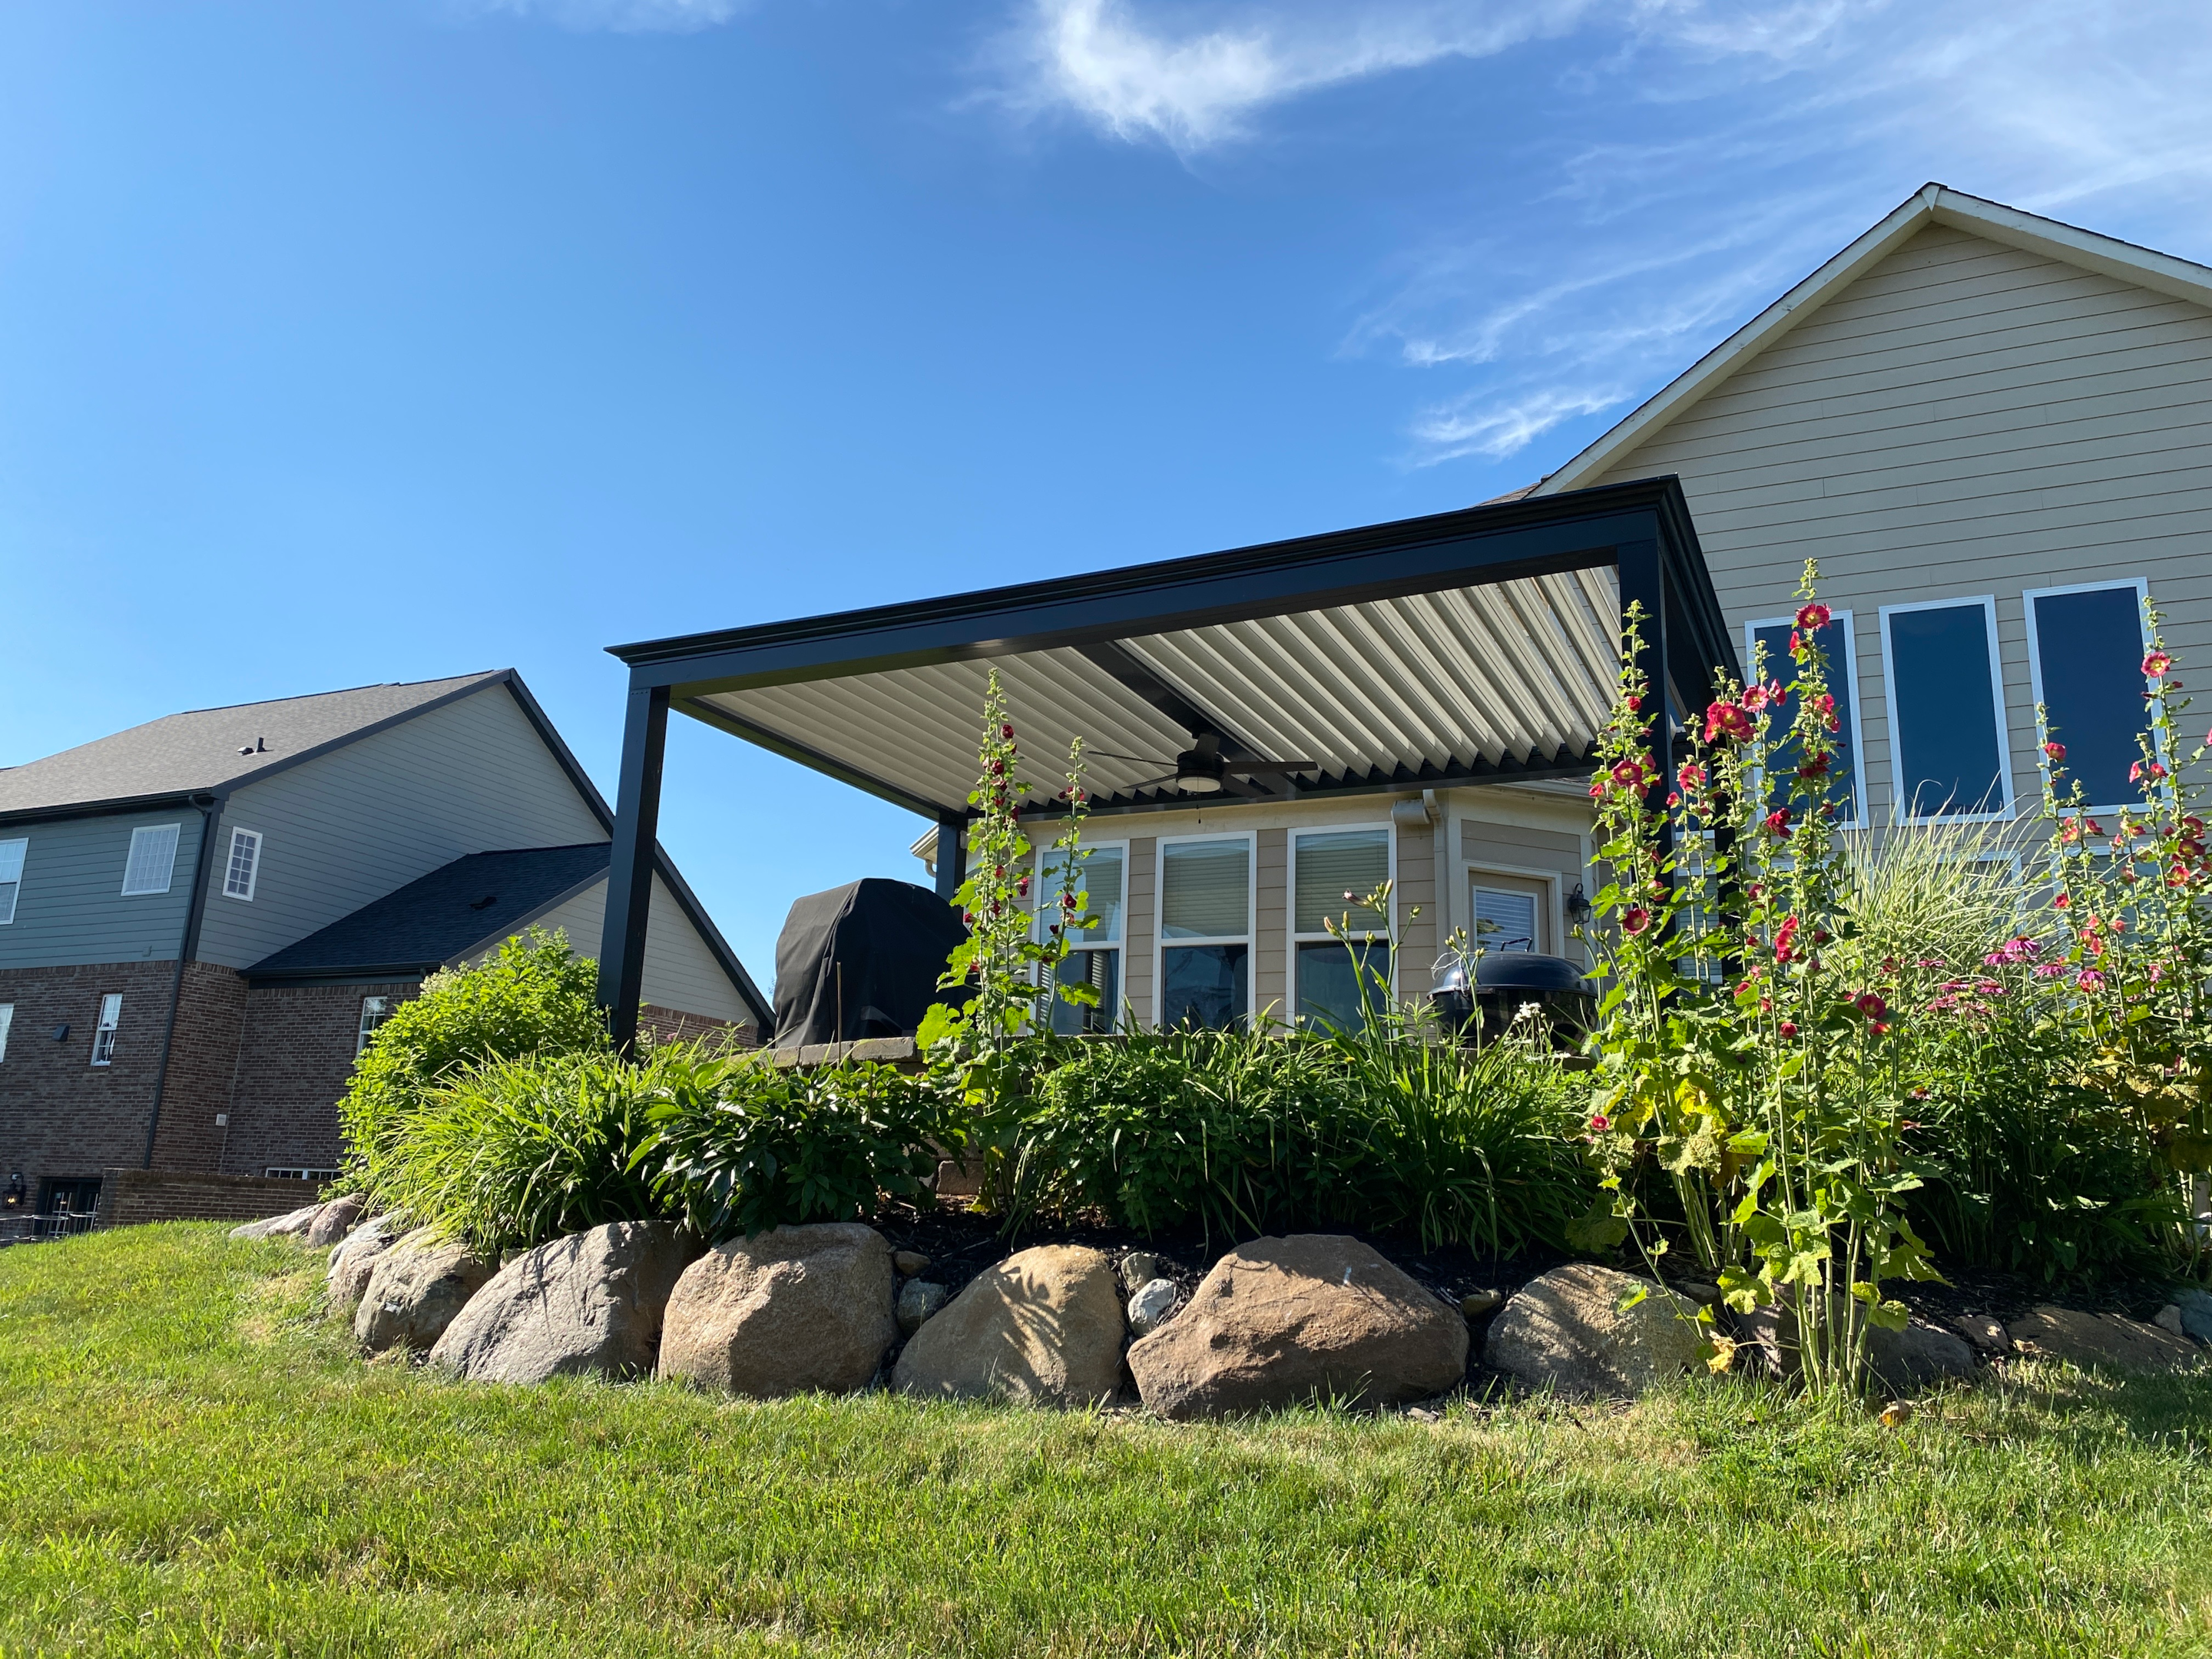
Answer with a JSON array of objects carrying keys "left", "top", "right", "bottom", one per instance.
[
  {"left": 0, "top": 671, "right": 508, "bottom": 820},
  {"left": 245, "top": 844, "right": 614, "bottom": 982},
  {"left": 1535, "top": 184, "right": 2212, "bottom": 498}
]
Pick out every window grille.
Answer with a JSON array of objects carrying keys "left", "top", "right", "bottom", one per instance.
[
  {"left": 121, "top": 824, "right": 181, "bottom": 896},
  {"left": 223, "top": 828, "right": 262, "bottom": 901}
]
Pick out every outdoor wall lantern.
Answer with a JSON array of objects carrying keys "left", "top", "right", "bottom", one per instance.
[{"left": 1565, "top": 883, "right": 1590, "bottom": 923}]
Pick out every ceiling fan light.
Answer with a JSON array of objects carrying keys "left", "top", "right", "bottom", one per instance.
[{"left": 1177, "top": 773, "right": 1223, "bottom": 794}]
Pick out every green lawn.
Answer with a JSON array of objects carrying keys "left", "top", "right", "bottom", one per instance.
[{"left": 2, "top": 1229, "right": 2210, "bottom": 1657}]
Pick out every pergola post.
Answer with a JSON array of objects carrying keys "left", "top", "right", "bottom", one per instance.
[
  {"left": 1615, "top": 539, "right": 1674, "bottom": 873},
  {"left": 598, "top": 680, "right": 670, "bottom": 1052},
  {"left": 933, "top": 808, "right": 968, "bottom": 903}
]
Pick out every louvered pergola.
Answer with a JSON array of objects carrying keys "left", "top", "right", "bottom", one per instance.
[{"left": 593, "top": 476, "right": 1738, "bottom": 1045}]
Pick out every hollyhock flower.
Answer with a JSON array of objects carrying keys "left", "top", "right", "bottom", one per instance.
[
  {"left": 1667, "top": 792, "right": 1682, "bottom": 808},
  {"left": 1588, "top": 1113, "right": 1611, "bottom": 1134},
  {"left": 2174, "top": 863, "right": 2197, "bottom": 887},
  {"left": 2144, "top": 651, "right": 2172, "bottom": 677},
  {"left": 1626, "top": 695, "right": 1641, "bottom": 712},
  {"left": 1789, "top": 631, "right": 1805, "bottom": 654},
  {"left": 1015, "top": 876, "right": 1031, "bottom": 899},
  {"left": 1799, "top": 755, "right": 1830, "bottom": 779},
  {"left": 1773, "top": 916, "right": 1800, "bottom": 962},
  {"left": 1856, "top": 991, "right": 1887, "bottom": 1019},
  {"left": 1588, "top": 782, "right": 1604, "bottom": 800},
  {"left": 1780, "top": 1021, "right": 1799, "bottom": 1038},
  {"left": 1622, "top": 906, "right": 1652, "bottom": 935},
  {"left": 1743, "top": 684, "right": 1771, "bottom": 712},
  {"left": 1871, "top": 1022, "right": 1890, "bottom": 1036},
  {"left": 2043, "top": 741, "right": 2066, "bottom": 762},
  {"left": 2054, "top": 892, "right": 2071, "bottom": 909},
  {"left": 1061, "top": 892, "right": 1078, "bottom": 911},
  {"left": 1706, "top": 701, "right": 1752, "bottom": 743},
  {"left": 1677, "top": 762, "right": 1706, "bottom": 790},
  {"left": 1796, "top": 603, "right": 1832, "bottom": 630},
  {"left": 1000, "top": 722, "right": 1015, "bottom": 739},
  {"left": 1764, "top": 808, "right": 1793, "bottom": 839},
  {"left": 1759, "top": 996, "right": 1773, "bottom": 1012},
  {"left": 1611, "top": 757, "right": 1647, "bottom": 790}
]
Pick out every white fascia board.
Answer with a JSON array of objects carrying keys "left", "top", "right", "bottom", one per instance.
[{"left": 1535, "top": 183, "right": 2212, "bottom": 499}]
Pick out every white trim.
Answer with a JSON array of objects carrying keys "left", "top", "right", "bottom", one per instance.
[
  {"left": 1537, "top": 184, "right": 2212, "bottom": 497},
  {"left": 1742, "top": 610, "right": 1871, "bottom": 829},
  {"left": 221, "top": 826, "right": 263, "bottom": 902},
  {"left": 2022, "top": 578, "right": 2156, "bottom": 818},
  {"left": 120, "top": 823, "right": 181, "bottom": 897},
  {"left": 1152, "top": 830, "right": 1257, "bottom": 1028},
  {"left": 1878, "top": 595, "right": 2015, "bottom": 826},
  {"left": 1462, "top": 861, "right": 1565, "bottom": 957},
  {"left": 1286, "top": 821, "right": 1396, "bottom": 1025}
]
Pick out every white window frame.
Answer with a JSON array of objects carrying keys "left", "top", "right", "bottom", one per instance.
[
  {"left": 1152, "top": 831, "right": 1257, "bottom": 1028},
  {"left": 2022, "top": 577, "right": 2156, "bottom": 817},
  {"left": 0, "top": 1002, "right": 13, "bottom": 1064},
  {"left": 120, "top": 823, "right": 183, "bottom": 897},
  {"left": 1743, "top": 609, "right": 1871, "bottom": 828},
  {"left": 91, "top": 994, "right": 122, "bottom": 1067},
  {"left": 1289, "top": 823, "right": 1398, "bottom": 1025},
  {"left": 1462, "top": 861, "right": 1565, "bottom": 959},
  {"left": 1877, "top": 595, "right": 2015, "bottom": 826},
  {"left": 221, "top": 826, "right": 263, "bottom": 902},
  {"left": 0, "top": 836, "right": 24, "bottom": 926},
  {"left": 1032, "top": 838, "right": 1131, "bottom": 1033}
]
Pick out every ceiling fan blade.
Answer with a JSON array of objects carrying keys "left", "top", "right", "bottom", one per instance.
[
  {"left": 1122, "top": 772, "right": 1182, "bottom": 792},
  {"left": 1226, "top": 759, "right": 1320, "bottom": 775},
  {"left": 1216, "top": 772, "right": 1272, "bottom": 800}
]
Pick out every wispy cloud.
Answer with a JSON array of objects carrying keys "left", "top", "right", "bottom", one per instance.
[{"left": 461, "top": 0, "right": 745, "bottom": 31}]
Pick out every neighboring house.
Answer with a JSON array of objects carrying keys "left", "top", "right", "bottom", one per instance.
[
  {"left": 586, "top": 184, "right": 2209, "bottom": 1043},
  {"left": 0, "top": 671, "right": 768, "bottom": 1216}
]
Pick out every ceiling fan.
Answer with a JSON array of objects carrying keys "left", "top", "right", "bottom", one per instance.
[{"left": 1088, "top": 731, "right": 1320, "bottom": 798}]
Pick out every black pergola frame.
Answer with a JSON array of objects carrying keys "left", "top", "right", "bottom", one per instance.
[{"left": 594, "top": 475, "right": 1739, "bottom": 1046}]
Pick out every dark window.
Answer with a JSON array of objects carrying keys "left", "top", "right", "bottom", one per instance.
[
  {"left": 1048, "top": 948, "right": 1120, "bottom": 1036},
  {"left": 1883, "top": 601, "right": 2008, "bottom": 820},
  {"left": 1750, "top": 616, "right": 1862, "bottom": 823},
  {"left": 2028, "top": 584, "right": 2151, "bottom": 810},
  {"left": 1161, "top": 944, "right": 1248, "bottom": 1031},
  {"left": 1295, "top": 941, "right": 1390, "bottom": 1033}
]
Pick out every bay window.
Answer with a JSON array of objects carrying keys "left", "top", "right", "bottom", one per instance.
[
  {"left": 1292, "top": 827, "right": 1392, "bottom": 1031},
  {"left": 1157, "top": 836, "right": 1252, "bottom": 1030}
]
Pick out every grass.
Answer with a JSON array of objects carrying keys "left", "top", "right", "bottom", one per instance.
[{"left": 2, "top": 1230, "right": 2211, "bottom": 1657}]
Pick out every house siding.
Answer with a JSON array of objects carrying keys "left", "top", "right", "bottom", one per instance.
[
  {"left": 0, "top": 810, "right": 204, "bottom": 970},
  {"left": 520, "top": 876, "right": 752, "bottom": 1028},
  {"left": 1588, "top": 222, "right": 2212, "bottom": 820},
  {"left": 194, "top": 684, "right": 607, "bottom": 972},
  {"left": 1124, "top": 837, "right": 1157, "bottom": 1026},
  {"left": 1253, "top": 827, "right": 1288, "bottom": 1023},
  {"left": 0, "top": 959, "right": 178, "bottom": 1192}
]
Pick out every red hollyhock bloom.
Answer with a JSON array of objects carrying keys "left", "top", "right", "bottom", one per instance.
[
  {"left": 1611, "top": 757, "right": 1646, "bottom": 789},
  {"left": 1705, "top": 701, "right": 1752, "bottom": 743},
  {"left": 1626, "top": 694, "right": 1641, "bottom": 712},
  {"left": 1796, "top": 603, "right": 1831, "bottom": 630},
  {"left": 1588, "top": 782, "right": 1604, "bottom": 799},
  {"left": 2143, "top": 651, "right": 2172, "bottom": 677},
  {"left": 2043, "top": 741, "right": 2065, "bottom": 761},
  {"left": 1780, "top": 1020, "right": 1799, "bottom": 1038},
  {"left": 1667, "top": 792, "right": 1682, "bottom": 808},
  {"left": 2171, "top": 863, "right": 2194, "bottom": 887},
  {"left": 1855, "top": 991, "right": 1886, "bottom": 1019},
  {"left": 1743, "top": 684, "right": 1770, "bottom": 712},
  {"left": 1799, "top": 755, "right": 1830, "bottom": 779},
  {"left": 1000, "top": 722, "right": 1015, "bottom": 740},
  {"left": 1788, "top": 630, "right": 1805, "bottom": 654},
  {"left": 1588, "top": 1114, "right": 1611, "bottom": 1133},
  {"left": 1015, "top": 876, "right": 1030, "bottom": 898},
  {"left": 1764, "top": 808, "right": 1793, "bottom": 838},
  {"left": 1622, "top": 906, "right": 1652, "bottom": 935},
  {"left": 1677, "top": 762, "right": 1706, "bottom": 790}
]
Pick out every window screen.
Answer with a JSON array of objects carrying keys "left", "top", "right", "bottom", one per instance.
[
  {"left": 1160, "top": 840, "right": 1249, "bottom": 939},
  {"left": 224, "top": 829, "right": 261, "bottom": 901},
  {"left": 1473, "top": 886, "right": 1540, "bottom": 953},
  {"left": 0, "top": 837, "right": 23, "bottom": 926},
  {"left": 1883, "top": 602, "right": 2008, "bottom": 820},
  {"left": 1750, "top": 616, "right": 1862, "bottom": 823},
  {"left": 1292, "top": 830, "right": 1389, "bottom": 935},
  {"left": 121, "top": 824, "right": 181, "bottom": 896},
  {"left": 2028, "top": 584, "right": 2152, "bottom": 810}
]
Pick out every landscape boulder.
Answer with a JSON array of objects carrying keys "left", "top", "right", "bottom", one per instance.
[
  {"left": 229, "top": 1203, "right": 323, "bottom": 1242},
  {"left": 658, "top": 1223, "right": 895, "bottom": 1397},
  {"left": 305, "top": 1195, "right": 366, "bottom": 1248},
  {"left": 2172, "top": 1288, "right": 2212, "bottom": 1344},
  {"left": 1865, "top": 1317, "right": 1977, "bottom": 1392},
  {"left": 327, "top": 1217, "right": 398, "bottom": 1311},
  {"left": 896, "top": 1278, "right": 947, "bottom": 1335},
  {"left": 427, "top": 1221, "right": 698, "bottom": 1384},
  {"left": 1483, "top": 1263, "right": 1701, "bottom": 1397},
  {"left": 895, "top": 1244, "right": 1124, "bottom": 1406},
  {"left": 2008, "top": 1306, "right": 2203, "bottom": 1373},
  {"left": 354, "top": 1228, "right": 495, "bottom": 1353},
  {"left": 1127, "top": 1235, "right": 1467, "bottom": 1420}
]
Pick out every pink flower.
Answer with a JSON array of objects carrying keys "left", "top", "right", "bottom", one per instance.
[
  {"left": 1626, "top": 694, "right": 1641, "bottom": 713},
  {"left": 1796, "top": 603, "right": 1832, "bottom": 630},
  {"left": 1780, "top": 1020, "right": 1799, "bottom": 1038},
  {"left": 2043, "top": 741, "right": 2066, "bottom": 762},
  {"left": 2143, "top": 651, "right": 2172, "bottom": 677},
  {"left": 1667, "top": 792, "right": 1682, "bottom": 808},
  {"left": 1621, "top": 906, "right": 1651, "bottom": 935},
  {"left": 1764, "top": 808, "right": 1793, "bottom": 839},
  {"left": 2077, "top": 969, "right": 2108, "bottom": 992},
  {"left": 1588, "top": 783, "right": 1604, "bottom": 800},
  {"left": 1677, "top": 762, "right": 1706, "bottom": 790},
  {"left": 2033, "top": 963, "right": 2066, "bottom": 979},
  {"left": 2131, "top": 760, "right": 2168, "bottom": 783},
  {"left": 1855, "top": 991, "right": 1886, "bottom": 1020},
  {"left": 2054, "top": 892, "right": 2071, "bottom": 910},
  {"left": 1705, "top": 701, "right": 1752, "bottom": 743},
  {"left": 1588, "top": 1113, "right": 1611, "bottom": 1134},
  {"left": 1774, "top": 915, "right": 1800, "bottom": 962},
  {"left": 1015, "top": 876, "right": 1031, "bottom": 898},
  {"left": 1743, "top": 684, "right": 1771, "bottom": 712},
  {"left": 1611, "top": 757, "right": 1647, "bottom": 790}
]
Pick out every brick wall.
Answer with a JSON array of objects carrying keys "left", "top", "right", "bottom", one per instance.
[
  {"left": 97, "top": 1167, "right": 331, "bottom": 1228},
  {"left": 640, "top": 1003, "right": 744, "bottom": 1047},
  {"left": 0, "top": 961, "right": 180, "bottom": 1194},
  {"left": 147, "top": 962, "right": 249, "bottom": 1173},
  {"left": 222, "top": 981, "right": 420, "bottom": 1177}
]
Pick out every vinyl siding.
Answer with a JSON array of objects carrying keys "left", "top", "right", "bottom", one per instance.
[
  {"left": 1124, "top": 837, "right": 1156, "bottom": 1026},
  {"left": 1590, "top": 222, "right": 2212, "bottom": 820},
  {"left": 0, "top": 810, "right": 204, "bottom": 969},
  {"left": 195, "top": 684, "right": 608, "bottom": 971},
  {"left": 521, "top": 876, "right": 751, "bottom": 1026},
  {"left": 1393, "top": 820, "right": 1437, "bottom": 991},
  {"left": 1253, "top": 826, "right": 1288, "bottom": 1023}
]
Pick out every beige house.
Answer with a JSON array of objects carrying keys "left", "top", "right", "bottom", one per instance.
[{"left": 591, "top": 185, "right": 2209, "bottom": 1043}]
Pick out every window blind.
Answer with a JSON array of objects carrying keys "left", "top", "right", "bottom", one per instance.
[
  {"left": 1472, "top": 886, "right": 1539, "bottom": 954},
  {"left": 1293, "top": 830, "right": 1389, "bottom": 935},
  {"left": 121, "top": 824, "right": 181, "bottom": 896},
  {"left": 1160, "top": 840, "right": 1250, "bottom": 940},
  {"left": 1039, "top": 845, "right": 1124, "bottom": 942}
]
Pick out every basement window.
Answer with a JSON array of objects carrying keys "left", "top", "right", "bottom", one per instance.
[
  {"left": 264, "top": 1168, "right": 341, "bottom": 1182},
  {"left": 223, "top": 828, "right": 263, "bottom": 901},
  {"left": 91, "top": 994, "right": 122, "bottom": 1067},
  {"left": 2025, "top": 581, "right": 2155, "bottom": 813},
  {"left": 0, "top": 837, "right": 23, "bottom": 925},
  {"left": 121, "top": 823, "right": 182, "bottom": 896}
]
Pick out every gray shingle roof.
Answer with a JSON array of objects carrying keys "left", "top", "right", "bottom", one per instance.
[
  {"left": 0, "top": 672, "right": 506, "bottom": 818},
  {"left": 247, "top": 844, "right": 612, "bottom": 980}
]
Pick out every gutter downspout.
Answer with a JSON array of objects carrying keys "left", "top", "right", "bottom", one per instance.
[{"left": 143, "top": 793, "right": 224, "bottom": 1169}]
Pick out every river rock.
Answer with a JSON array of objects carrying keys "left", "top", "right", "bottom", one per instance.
[
  {"left": 2008, "top": 1306, "right": 2204, "bottom": 1373},
  {"left": 327, "top": 1217, "right": 398, "bottom": 1310},
  {"left": 897, "top": 1278, "right": 947, "bottom": 1335},
  {"left": 892, "top": 1250, "right": 931, "bottom": 1277},
  {"left": 1128, "top": 1235, "right": 1467, "bottom": 1420},
  {"left": 895, "top": 1244, "right": 1124, "bottom": 1406},
  {"left": 355, "top": 1228, "right": 495, "bottom": 1353},
  {"left": 426, "top": 1221, "right": 697, "bottom": 1383},
  {"left": 1121, "top": 1252, "right": 1163, "bottom": 1291},
  {"left": 1483, "top": 1263, "right": 1701, "bottom": 1397},
  {"left": 230, "top": 1203, "right": 323, "bottom": 1241},
  {"left": 658, "top": 1223, "right": 896, "bottom": 1397},
  {"left": 1128, "top": 1277, "right": 1180, "bottom": 1336},
  {"left": 305, "top": 1195, "right": 366, "bottom": 1248}
]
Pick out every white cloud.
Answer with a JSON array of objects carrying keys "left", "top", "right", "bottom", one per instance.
[
  {"left": 1410, "top": 383, "right": 1628, "bottom": 460},
  {"left": 462, "top": 0, "right": 744, "bottom": 31}
]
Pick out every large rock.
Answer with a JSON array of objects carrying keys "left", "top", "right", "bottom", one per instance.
[
  {"left": 896, "top": 1244, "right": 1125, "bottom": 1406},
  {"left": 1127, "top": 1235, "right": 1466, "bottom": 1420},
  {"left": 354, "top": 1227, "right": 495, "bottom": 1353},
  {"left": 1866, "top": 1317, "right": 1977, "bottom": 1392},
  {"left": 327, "top": 1217, "right": 398, "bottom": 1311},
  {"left": 1483, "top": 1263, "right": 1701, "bottom": 1397},
  {"left": 427, "top": 1221, "right": 698, "bottom": 1384},
  {"left": 2008, "top": 1306, "right": 2203, "bottom": 1373},
  {"left": 306, "top": 1195, "right": 366, "bottom": 1248},
  {"left": 658, "top": 1224, "right": 895, "bottom": 1397},
  {"left": 2173, "top": 1288, "right": 2212, "bottom": 1344},
  {"left": 229, "top": 1203, "right": 323, "bottom": 1241}
]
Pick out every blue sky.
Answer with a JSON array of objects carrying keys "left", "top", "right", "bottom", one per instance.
[{"left": 4, "top": 0, "right": 2209, "bottom": 989}]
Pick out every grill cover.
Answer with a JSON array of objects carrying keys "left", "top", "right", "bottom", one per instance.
[{"left": 771, "top": 878, "right": 969, "bottom": 1048}]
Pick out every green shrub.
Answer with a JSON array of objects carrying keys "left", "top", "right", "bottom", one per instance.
[
  {"left": 982, "top": 1025, "right": 1588, "bottom": 1254},
  {"left": 359, "top": 1048, "right": 670, "bottom": 1255},
  {"left": 636, "top": 1054, "right": 954, "bottom": 1239},
  {"left": 338, "top": 928, "right": 611, "bottom": 1200}
]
